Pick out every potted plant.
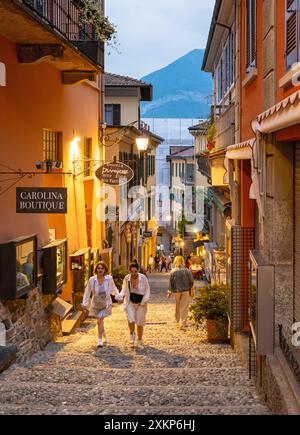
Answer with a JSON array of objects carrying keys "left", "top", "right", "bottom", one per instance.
[
  {"left": 73, "top": 0, "right": 117, "bottom": 44},
  {"left": 112, "top": 267, "right": 128, "bottom": 292},
  {"left": 206, "top": 123, "right": 216, "bottom": 152},
  {"left": 190, "top": 284, "right": 229, "bottom": 343}
]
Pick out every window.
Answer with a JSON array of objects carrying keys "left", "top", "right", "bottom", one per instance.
[
  {"left": 187, "top": 164, "right": 195, "bottom": 183},
  {"left": 216, "top": 28, "right": 235, "bottom": 103},
  {"left": 84, "top": 138, "right": 92, "bottom": 177},
  {"left": 246, "top": 0, "right": 257, "bottom": 72},
  {"left": 105, "top": 104, "right": 121, "bottom": 126},
  {"left": 43, "top": 129, "right": 62, "bottom": 161},
  {"left": 285, "top": 0, "right": 299, "bottom": 69}
]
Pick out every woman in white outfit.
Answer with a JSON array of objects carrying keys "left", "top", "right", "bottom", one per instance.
[
  {"left": 82, "top": 261, "right": 118, "bottom": 348},
  {"left": 118, "top": 263, "right": 150, "bottom": 347}
]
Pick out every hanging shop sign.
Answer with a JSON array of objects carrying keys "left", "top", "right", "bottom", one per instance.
[
  {"left": 16, "top": 188, "right": 67, "bottom": 214},
  {"left": 95, "top": 162, "right": 134, "bottom": 186}
]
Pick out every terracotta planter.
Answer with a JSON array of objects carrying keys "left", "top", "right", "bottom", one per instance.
[{"left": 206, "top": 319, "right": 229, "bottom": 343}]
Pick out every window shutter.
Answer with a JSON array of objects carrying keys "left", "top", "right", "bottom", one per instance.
[
  {"left": 286, "top": 0, "right": 298, "bottom": 69},
  {"left": 251, "top": 0, "right": 257, "bottom": 66},
  {"left": 113, "top": 104, "right": 121, "bottom": 126},
  {"left": 246, "top": 0, "right": 251, "bottom": 69},
  {"left": 246, "top": 0, "right": 257, "bottom": 71}
]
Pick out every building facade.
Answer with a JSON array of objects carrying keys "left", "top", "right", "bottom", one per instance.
[
  {"left": 104, "top": 73, "right": 163, "bottom": 271},
  {"left": 0, "top": 0, "right": 106, "bottom": 360},
  {"left": 203, "top": 0, "right": 300, "bottom": 413}
]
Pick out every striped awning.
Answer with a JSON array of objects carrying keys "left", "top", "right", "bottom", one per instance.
[
  {"left": 253, "top": 90, "right": 300, "bottom": 134},
  {"left": 226, "top": 139, "right": 255, "bottom": 160}
]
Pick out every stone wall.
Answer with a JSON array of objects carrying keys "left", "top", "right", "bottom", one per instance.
[{"left": 0, "top": 288, "right": 62, "bottom": 362}]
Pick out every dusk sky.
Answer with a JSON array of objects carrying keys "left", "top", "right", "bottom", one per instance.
[{"left": 105, "top": 0, "right": 215, "bottom": 79}]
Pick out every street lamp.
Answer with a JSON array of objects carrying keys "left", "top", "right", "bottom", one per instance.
[{"left": 136, "top": 137, "right": 149, "bottom": 152}]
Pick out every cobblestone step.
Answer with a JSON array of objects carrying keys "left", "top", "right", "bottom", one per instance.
[
  {"left": 0, "top": 366, "right": 253, "bottom": 387},
  {"left": 0, "top": 383, "right": 263, "bottom": 408},
  {"left": 17, "top": 351, "right": 246, "bottom": 369},
  {"left": 0, "top": 403, "right": 270, "bottom": 415},
  {"left": 43, "top": 342, "right": 234, "bottom": 356},
  {"left": 0, "top": 274, "right": 270, "bottom": 415}
]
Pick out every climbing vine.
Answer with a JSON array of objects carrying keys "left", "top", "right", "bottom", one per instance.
[{"left": 74, "top": 0, "right": 117, "bottom": 44}]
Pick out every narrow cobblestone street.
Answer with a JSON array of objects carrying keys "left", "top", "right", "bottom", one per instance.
[{"left": 0, "top": 274, "right": 270, "bottom": 415}]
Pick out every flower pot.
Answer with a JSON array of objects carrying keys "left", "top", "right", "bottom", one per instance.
[{"left": 206, "top": 319, "right": 229, "bottom": 343}]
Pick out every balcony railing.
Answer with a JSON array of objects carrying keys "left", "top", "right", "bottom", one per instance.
[
  {"left": 22, "top": 0, "right": 104, "bottom": 67},
  {"left": 196, "top": 153, "right": 211, "bottom": 182}
]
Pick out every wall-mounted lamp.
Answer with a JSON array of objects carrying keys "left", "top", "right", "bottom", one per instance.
[{"left": 136, "top": 137, "right": 149, "bottom": 152}]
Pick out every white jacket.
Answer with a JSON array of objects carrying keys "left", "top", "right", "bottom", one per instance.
[
  {"left": 118, "top": 273, "right": 151, "bottom": 307},
  {"left": 82, "top": 275, "right": 118, "bottom": 310}
]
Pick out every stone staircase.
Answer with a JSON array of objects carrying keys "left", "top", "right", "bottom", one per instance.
[
  {"left": 0, "top": 274, "right": 271, "bottom": 415},
  {"left": 183, "top": 233, "right": 196, "bottom": 256}
]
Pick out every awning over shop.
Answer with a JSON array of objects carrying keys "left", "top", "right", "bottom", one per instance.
[
  {"left": 209, "top": 187, "right": 231, "bottom": 216},
  {"left": 253, "top": 90, "right": 300, "bottom": 134},
  {"left": 209, "top": 150, "right": 227, "bottom": 187},
  {"left": 225, "top": 139, "right": 255, "bottom": 160}
]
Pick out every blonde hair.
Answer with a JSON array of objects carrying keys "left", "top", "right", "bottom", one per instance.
[{"left": 174, "top": 256, "right": 185, "bottom": 268}]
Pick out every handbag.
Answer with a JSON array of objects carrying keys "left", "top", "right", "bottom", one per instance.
[
  {"left": 184, "top": 269, "right": 195, "bottom": 298},
  {"left": 189, "top": 287, "right": 195, "bottom": 298},
  {"left": 91, "top": 295, "right": 107, "bottom": 311},
  {"left": 91, "top": 280, "right": 107, "bottom": 311},
  {"left": 128, "top": 280, "right": 143, "bottom": 304}
]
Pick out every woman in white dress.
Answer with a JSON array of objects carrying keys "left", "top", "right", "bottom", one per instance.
[
  {"left": 82, "top": 261, "right": 118, "bottom": 348},
  {"left": 117, "top": 263, "right": 150, "bottom": 347}
]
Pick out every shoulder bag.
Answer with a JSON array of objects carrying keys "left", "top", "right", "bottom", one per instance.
[
  {"left": 91, "top": 280, "right": 107, "bottom": 311},
  {"left": 128, "top": 280, "right": 143, "bottom": 304},
  {"left": 184, "top": 269, "right": 195, "bottom": 298}
]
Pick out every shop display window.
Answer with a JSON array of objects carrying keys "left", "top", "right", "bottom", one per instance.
[
  {"left": 42, "top": 239, "right": 67, "bottom": 295},
  {"left": 249, "top": 251, "right": 274, "bottom": 356},
  {"left": 70, "top": 248, "right": 91, "bottom": 292},
  {"left": 0, "top": 235, "right": 37, "bottom": 299}
]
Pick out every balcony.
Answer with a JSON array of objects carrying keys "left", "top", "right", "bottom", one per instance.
[
  {"left": 214, "top": 103, "right": 235, "bottom": 149},
  {"left": 196, "top": 153, "right": 212, "bottom": 182},
  {"left": 0, "top": 0, "right": 103, "bottom": 71},
  {"left": 181, "top": 175, "right": 195, "bottom": 186},
  {"left": 22, "top": 0, "right": 104, "bottom": 67}
]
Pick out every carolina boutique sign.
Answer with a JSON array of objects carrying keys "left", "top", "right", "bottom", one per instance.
[
  {"left": 16, "top": 188, "right": 67, "bottom": 214},
  {"left": 95, "top": 162, "right": 134, "bottom": 186}
]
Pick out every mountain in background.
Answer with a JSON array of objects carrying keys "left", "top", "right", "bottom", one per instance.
[{"left": 141, "top": 49, "right": 212, "bottom": 119}]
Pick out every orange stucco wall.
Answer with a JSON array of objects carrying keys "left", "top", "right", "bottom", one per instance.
[
  {"left": 240, "top": 0, "right": 263, "bottom": 141},
  {"left": 239, "top": 0, "right": 259, "bottom": 227},
  {"left": 0, "top": 35, "right": 103, "bottom": 301}
]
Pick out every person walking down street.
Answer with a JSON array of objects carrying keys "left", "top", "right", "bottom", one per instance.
[
  {"left": 161, "top": 255, "right": 168, "bottom": 273},
  {"left": 148, "top": 255, "right": 154, "bottom": 274},
  {"left": 116, "top": 263, "right": 150, "bottom": 347},
  {"left": 186, "top": 254, "right": 192, "bottom": 269},
  {"left": 154, "top": 254, "right": 160, "bottom": 272},
  {"left": 167, "top": 255, "right": 172, "bottom": 271},
  {"left": 82, "top": 261, "right": 119, "bottom": 348},
  {"left": 168, "top": 256, "right": 194, "bottom": 330}
]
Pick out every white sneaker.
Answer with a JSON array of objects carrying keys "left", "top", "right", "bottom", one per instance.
[
  {"left": 97, "top": 338, "right": 103, "bottom": 348},
  {"left": 130, "top": 332, "right": 136, "bottom": 346},
  {"left": 137, "top": 339, "right": 143, "bottom": 347}
]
